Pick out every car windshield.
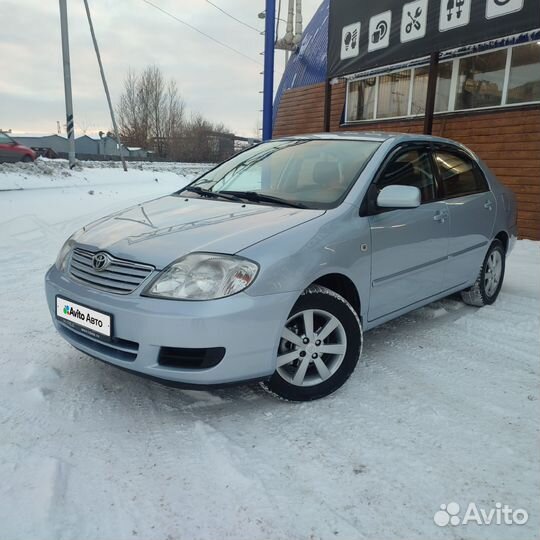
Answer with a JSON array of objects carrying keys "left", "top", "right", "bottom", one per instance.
[
  {"left": 0, "top": 132, "right": 15, "bottom": 144},
  {"left": 182, "top": 139, "right": 381, "bottom": 209}
]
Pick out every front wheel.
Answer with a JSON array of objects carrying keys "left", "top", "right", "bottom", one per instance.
[
  {"left": 21, "top": 155, "right": 34, "bottom": 163},
  {"left": 461, "top": 240, "right": 505, "bottom": 307},
  {"left": 261, "top": 285, "right": 362, "bottom": 401}
]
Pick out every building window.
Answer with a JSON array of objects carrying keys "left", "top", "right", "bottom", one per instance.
[
  {"left": 377, "top": 70, "right": 411, "bottom": 118},
  {"left": 455, "top": 49, "right": 507, "bottom": 110},
  {"left": 345, "top": 41, "right": 540, "bottom": 123},
  {"left": 411, "top": 62, "right": 452, "bottom": 115},
  {"left": 347, "top": 78, "right": 376, "bottom": 120},
  {"left": 507, "top": 43, "right": 540, "bottom": 104}
]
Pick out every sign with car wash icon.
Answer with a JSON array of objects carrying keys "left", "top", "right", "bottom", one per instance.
[{"left": 328, "top": 0, "right": 540, "bottom": 77}]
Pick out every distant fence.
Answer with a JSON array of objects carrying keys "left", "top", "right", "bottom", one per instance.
[{"left": 55, "top": 153, "right": 216, "bottom": 164}]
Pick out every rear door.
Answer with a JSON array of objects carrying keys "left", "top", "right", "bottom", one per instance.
[
  {"left": 432, "top": 147, "right": 496, "bottom": 288},
  {"left": 367, "top": 146, "right": 450, "bottom": 322}
]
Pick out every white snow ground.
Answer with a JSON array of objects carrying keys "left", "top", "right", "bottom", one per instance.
[{"left": 0, "top": 161, "right": 539, "bottom": 540}]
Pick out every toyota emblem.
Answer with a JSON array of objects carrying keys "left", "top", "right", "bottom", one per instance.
[{"left": 92, "top": 252, "right": 111, "bottom": 271}]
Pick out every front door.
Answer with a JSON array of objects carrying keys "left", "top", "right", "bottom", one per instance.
[{"left": 367, "top": 148, "right": 449, "bottom": 322}]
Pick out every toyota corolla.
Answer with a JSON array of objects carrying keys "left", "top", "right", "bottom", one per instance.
[{"left": 45, "top": 132, "right": 517, "bottom": 400}]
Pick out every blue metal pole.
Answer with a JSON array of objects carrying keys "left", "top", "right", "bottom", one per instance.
[{"left": 262, "top": 0, "right": 276, "bottom": 141}]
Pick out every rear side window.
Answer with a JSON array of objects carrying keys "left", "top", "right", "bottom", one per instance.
[{"left": 434, "top": 151, "right": 488, "bottom": 198}]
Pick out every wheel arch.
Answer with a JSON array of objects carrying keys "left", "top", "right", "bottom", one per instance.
[
  {"left": 310, "top": 273, "right": 361, "bottom": 320},
  {"left": 494, "top": 230, "right": 509, "bottom": 253}
]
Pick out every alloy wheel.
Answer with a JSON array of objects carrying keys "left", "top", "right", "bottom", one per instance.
[
  {"left": 276, "top": 309, "right": 347, "bottom": 387},
  {"left": 484, "top": 250, "right": 502, "bottom": 297}
]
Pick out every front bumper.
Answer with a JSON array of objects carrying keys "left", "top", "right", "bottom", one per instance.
[{"left": 45, "top": 266, "right": 298, "bottom": 385}]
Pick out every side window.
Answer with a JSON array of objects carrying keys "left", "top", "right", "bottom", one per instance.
[
  {"left": 434, "top": 151, "right": 488, "bottom": 198},
  {"left": 378, "top": 149, "right": 436, "bottom": 203}
]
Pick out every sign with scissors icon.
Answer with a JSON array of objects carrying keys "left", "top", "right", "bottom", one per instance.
[{"left": 400, "top": 0, "right": 428, "bottom": 43}]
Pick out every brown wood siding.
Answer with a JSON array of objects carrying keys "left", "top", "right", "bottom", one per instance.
[{"left": 274, "top": 82, "right": 540, "bottom": 240}]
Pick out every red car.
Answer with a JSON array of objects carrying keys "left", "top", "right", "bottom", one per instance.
[{"left": 0, "top": 132, "right": 36, "bottom": 163}]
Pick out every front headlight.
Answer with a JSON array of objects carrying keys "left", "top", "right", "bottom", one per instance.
[
  {"left": 143, "top": 253, "right": 259, "bottom": 300},
  {"left": 55, "top": 228, "right": 85, "bottom": 272},
  {"left": 55, "top": 234, "right": 79, "bottom": 272}
]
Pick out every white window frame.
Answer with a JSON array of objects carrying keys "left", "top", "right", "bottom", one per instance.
[{"left": 344, "top": 41, "right": 540, "bottom": 124}]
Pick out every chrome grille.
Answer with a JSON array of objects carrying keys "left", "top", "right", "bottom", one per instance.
[{"left": 68, "top": 248, "right": 154, "bottom": 294}]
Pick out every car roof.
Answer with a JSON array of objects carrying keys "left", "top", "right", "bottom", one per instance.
[{"left": 277, "top": 131, "right": 465, "bottom": 148}]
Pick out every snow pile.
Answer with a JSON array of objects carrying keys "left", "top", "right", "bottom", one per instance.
[{"left": 0, "top": 165, "right": 539, "bottom": 540}]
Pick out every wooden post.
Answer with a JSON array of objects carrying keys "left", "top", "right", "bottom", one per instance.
[
  {"left": 323, "top": 78, "right": 332, "bottom": 132},
  {"left": 423, "top": 51, "right": 439, "bottom": 135}
]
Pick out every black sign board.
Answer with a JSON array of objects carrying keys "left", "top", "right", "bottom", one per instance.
[{"left": 328, "top": 0, "right": 540, "bottom": 77}]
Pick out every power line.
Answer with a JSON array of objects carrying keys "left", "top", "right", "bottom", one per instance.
[
  {"left": 140, "top": 0, "right": 262, "bottom": 65},
  {"left": 204, "top": 0, "right": 261, "bottom": 33}
]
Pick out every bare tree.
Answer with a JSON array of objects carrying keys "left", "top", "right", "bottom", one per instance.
[
  {"left": 117, "top": 69, "right": 145, "bottom": 146},
  {"left": 117, "top": 64, "right": 237, "bottom": 162},
  {"left": 117, "top": 65, "right": 185, "bottom": 157}
]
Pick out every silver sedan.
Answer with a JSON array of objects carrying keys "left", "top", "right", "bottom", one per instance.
[{"left": 45, "top": 132, "right": 517, "bottom": 400}]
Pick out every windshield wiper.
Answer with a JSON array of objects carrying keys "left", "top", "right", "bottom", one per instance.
[
  {"left": 182, "top": 186, "right": 244, "bottom": 203},
  {"left": 221, "top": 191, "right": 308, "bottom": 209}
]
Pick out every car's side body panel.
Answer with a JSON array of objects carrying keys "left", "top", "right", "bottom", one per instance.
[{"left": 240, "top": 203, "right": 372, "bottom": 315}]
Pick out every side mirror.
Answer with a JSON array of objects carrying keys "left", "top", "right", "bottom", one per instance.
[{"left": 377, "top": 185, "right": 421, "bottom": 209}]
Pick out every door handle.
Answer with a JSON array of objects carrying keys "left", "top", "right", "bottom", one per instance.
[
  {"left": 433, "top": 211, "right": 448, "bottom": 223},
  {"left": 484, "top": 200, "right": 493, "bottom": 211}
]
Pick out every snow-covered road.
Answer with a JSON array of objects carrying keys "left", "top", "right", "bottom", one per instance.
[{"left": 0, "top": 162, "right": 539, "bottom": 540}]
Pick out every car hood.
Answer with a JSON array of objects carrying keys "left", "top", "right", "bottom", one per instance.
[{"left": 76, "top": 195, "right": 325, "bottom": 268}]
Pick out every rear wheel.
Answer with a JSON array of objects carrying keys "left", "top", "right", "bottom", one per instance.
[
  {"left": 461, "top": 240, "right": 505, "bottom": 307},
  {"left": 21, "top": 155, "right": 33, "bottom": 163},
  {"left": 262, "top": 285, "right": 362, "bottom": 401}
]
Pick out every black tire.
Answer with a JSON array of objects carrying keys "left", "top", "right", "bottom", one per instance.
[
  {"left": 461, "top": 239, "right": 506, "bottom": 307},
  {"left": 21, "top": 155, "right": 33, "bottom": 163},
  {"left": 261, "top": 285, "right": 362, "bottom": 401}
]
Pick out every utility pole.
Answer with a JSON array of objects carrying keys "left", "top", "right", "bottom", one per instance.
[
  {"left": 83, "top": 0, "right": 127, "bottom": 172},
  {"left": 262, "top": 0, "right": 276, "bottom": 141},
  {"left": 59, "top": 0, "right": 76, "bottom": 168}
]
